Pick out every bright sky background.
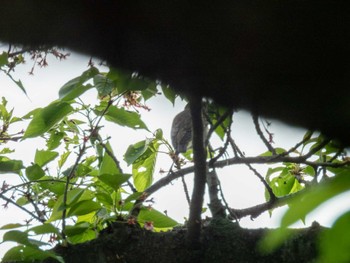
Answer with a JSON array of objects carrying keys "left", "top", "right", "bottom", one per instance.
[{"left": 1, "top": 46, "right": 350, "bottom": 258}]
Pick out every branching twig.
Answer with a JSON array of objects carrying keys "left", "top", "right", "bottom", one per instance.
[
  {"left": 205, "top": 108, "right": 233, "bottom": 146},
  {"left": 181, "top": 175, "right": 191, "bottom": 205},
  {"left": 252, "top": 114, "right": 276, "bottom": 155},
  {"left": 0, "top": 192, "right": 45, "bottom": 223},
  {"left": 228, "top": 136, "right": 276, "bottom": 201}
]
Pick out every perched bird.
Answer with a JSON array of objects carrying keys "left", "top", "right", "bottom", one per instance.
[{"left": 171, "top": 104, "right": 192, "bottom": 154}]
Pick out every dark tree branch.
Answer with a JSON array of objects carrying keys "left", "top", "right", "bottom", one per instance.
[
  {"left": 230, "top": 189, "right": 305, "bottom": 220},
  {"left": 127, "top": 139, "right": 349, "bottom": 221},
  {"left": 208, "top": 114, "right": 233, "bottom": 166},
  {"left": 206, "top": 168, "right": 227, "bottom": 218},
  {"left": 187, "top": 97, "right": 207, "bottom": 246},
  {"left": 181, "top": 175, "right": 191, "bottom": 205}
]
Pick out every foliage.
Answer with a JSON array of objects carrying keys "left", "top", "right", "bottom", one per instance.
[{"left": 1, "top": 47, "right": 350, "bottom": 262}]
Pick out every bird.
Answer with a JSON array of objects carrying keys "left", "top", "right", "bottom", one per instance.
[
  {"left": 171, "top": 104, "right": 208, "bottom": 155},
  {"left": 171, "top": 104, "right": 192, "bottom": 154}
]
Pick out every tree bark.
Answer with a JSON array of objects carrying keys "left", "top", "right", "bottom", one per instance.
[{"left": 44, "top": 219, "right": 323, "bottom": 263}]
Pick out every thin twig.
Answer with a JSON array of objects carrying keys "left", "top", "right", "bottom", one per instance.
[
  {"left": 0, "top": 192, "right": 45, "bottom": 223},
  {"left": 252, "top": 114, "right": 276, "bottom": 155},
  {"left": 228, "top": 136, "right": 276, "bottom": 201}
]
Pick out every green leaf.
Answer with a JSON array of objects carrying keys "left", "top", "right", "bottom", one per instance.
[
  {"left": 64, "top": 222, "right": 90, "bottom": 236},
  {"left": 0, "top": 51, "right": 8, "bottom": 67},
  {"left": 96, "top": 192, "right": 114, "bottom": 207},
  {"left": 132, "top": 140, "right": 159, "bottom": 192},
  {"left": 76, "top": 163, "right": 92, "bottom": 177},
  {"left": 108, "top": 70, "right": 151, "bottom": 93},
  {"left": 46, "top": 131, "right": 65, "bottom": 150},
  {"left": 93, "top": 73, "right": 115, "bottom": 97},
  {"left": 23, "top": 101, "right": 73, "bottom": 139},
  {"left": 282, "top": 170, "right": 350, "bottom": 228},
  {"left": 319, "top": 211, "right": 350, "bottom": 263},
  {"left": 47, "top": 188, "right": 85, "bottom": 222},
  {"left": 260, "top": 148, "right": 287, "bottom": 157},
  {"left": 58, "top": 151, "right": 71, "bottom": 168},
  {"left": 124, "top": 139, "right": 151, "bottom": 165},
  {"left": 0, "top": 223, "right": 26, "bottom": 230},
  {"left": 68, "top": 200, "right": 101, "bottom": 217},
  {"left": 66, "top": 227, "right": 96, "bottom": 244},
  {"left": 16, "top": 196, "right": 29, "bottom": 206},
  {"left": 2, "top": 230, "right": 31, "bottom": 246},
  {"left": 39, "top": 176, "right": 65, "bottom": 195},
  {"left": 0, "top": 148, "right": 14, "bottom": 154},
  {"left": 99, "top": 173, "right": 132, "bottom": 192},
  {"left": 138, "top": 207, "right": 178, "bottom": 228},
  {"left": 269, "top": 168, "right": 297, "bottom": 197},
  {"left": 25, "top": 164, "right": 45, "bottom": 181},
  {"left": 206, "top": 104, "right": 232, "bottom": 140},
  {"left": 0, "top": 157, "right": 23, "bottom": 174},
  {"left": 141, "top": 82, "right": 158, "bottom": 101},
  {"left": 97, "top": 105, "right": 148, "bottom": 130},
  {"left": 303, "top": 165, "right": 316, "bottom": 176},
  {"left": 27, "top": 223, "right": 60, "bottom": 236},
  {"left": 2, "top": 245, "right": 64, "bottom": 263},
  {"left": 34, "top": 149, "right": 59, "bottom": 167},
  {"left": 59, "top": 67, "right": 99, "bottom": 101},
  {"left": 5, "top": 73, "right": 28, "bottom": 95},
  {"left": 99, "top": 141, "right": 120, "bottom": 175},
  {"left": 161, "top": 85, "right": 177, "bottom": 105}
]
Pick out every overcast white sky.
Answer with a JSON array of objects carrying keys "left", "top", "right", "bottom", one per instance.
[{"left": 1, "top": 47, "right": 350, "bottom": 258}]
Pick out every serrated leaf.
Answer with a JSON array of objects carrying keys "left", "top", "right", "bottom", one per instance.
[
  {"left": 68, "top": 200, "right": 101, "bottom": 217},
  {"left": 47, "top": 188, "right": 85, "bottom": 222},
  {"left": 25, "top": 164, "right": 45, "bottom": 181},
  {"left": 27, "top": 223, "right": 60, "bottom": 236},
  {"left": 67, "top": 228, "right": 96, "bottom": 244},
  {"left": 99, "top": 141, "right": 120, "bottom": 175},
  {"left": 34, "top": 149, "right": 59, "bottom": 167},
  {"left": 46, "top": 131, "right": 65, "bottom": 150},
  {"left": 281, "top": 170, "right": 350, "bottom": 228},
  {"left": 23, "top": 101, "right": 73, "bottom": 139},
  {"left": 64, "top": 222, "right": 90, "bottom": 237},
  {"left": 94, "top": 73, "right": 115, "bottom": 97},
  {"left": 59, "top": 67, "right": 99, "bottom": 101},
  {"left": 39, "top": 176, "right": 65, "bottom": 195},
  {"left": 161, "top": 85, "right": 177, "bottom": 105},
  {"left": 141, "top": 82, "right": 158, "bottom": 101},
  {"left": 99, "top": 173, "right": 132, "bottom": 192},
  {"left": 138, "top": 207, "right": 178, "bottom": 228},
  {"left": 132, "top": 141, "right": 159, "bottom": 192},
  {"left": 124, "top": 139, "right": 150, "bottom": 165},
  {"left": 2, "top": 230, "right": 31, "bottom": 246},
  {"left": 98, "top": 105, "right": 148, "bottom": 130}
]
